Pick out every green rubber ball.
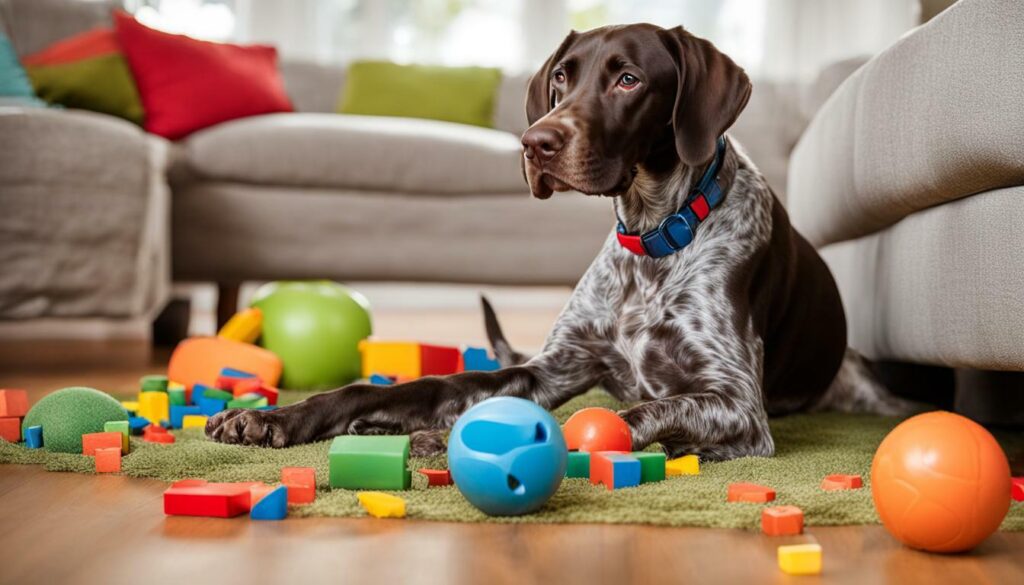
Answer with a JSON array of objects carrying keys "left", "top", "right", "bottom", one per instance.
[
  {"left": 251, "top": 281, "right": 373, "bottom": 390},
  {"left": 22, "top": 387, "right": 128, "bottom": 453}
]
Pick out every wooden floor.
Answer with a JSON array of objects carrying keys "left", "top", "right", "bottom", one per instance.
[{"left": 2, "top": 305, "right": 1023, "bottom": 585}]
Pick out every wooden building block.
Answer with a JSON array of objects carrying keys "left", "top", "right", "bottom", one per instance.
[
  {"left": 778, "top": 543, "right": 822, "bottom": 575},
  {"left": 727, "top": 482, "right": 776, "bottom": 503},
  {"left": 358, "top": 340, "right": 422, "bottom": 379},
  {"left": 0, "top": 389, "right": 29, "bottom": 417},
  {"left": 231, "top": 378, "right": 278, "bottom": 405},
  {"left": 419, "top": 344, "right": 461, "bottom": 376},
  {"left": 24, "top": 425, "right": 43, "bottom": 448},
  {"left": 666, "top": 454, "right": 700, "bottom": 476},
  {"left": 418, "top": 468, "right": 452, "bottom": 487},
  {"left": 357, "top": 491, "right": 406, "bottom": 518},
  {"left": 169, "top": 405, "right": 202, "bottom": 429},
  {"left": 138, "top": 391, "right": 169, "bottom": 424},
  {"left": 632, "top": 452, "right": 667, "bottom": 483},
  {"left": 168, "top": 387, "right": 187, "bottom": 406},
  {"left": 566, "top": 451, "right": 590, "bottom": 478},
  {"left": 0, "top": 417, "right": 21, "bottom": 442},
  {"left": 104, "top": 420, "right": 130, "bottom": 453},
  {"left": 218, "top": 307, "right": 263, "bottom": 344},
  {"left": 251, "top": 485, "right": 288, "bottom": 520},
  {"left": 182, "top": 415, "right": 208, "bottom": 429},
  {"left": 82, "top": 431, "right": 123, "bottom": 455},
  {"left": 590, "top": 452, "right": 641, "bottom": 491},
  {"left": 282, "top": 467, "right": 316, "bottom": 504},
  {"left": 820, "top": 474, "right": 863, "bottom": 491},
  {"left": 329, "top": 435, "right": 411, "bottom": 490},
  {"left": 461, "top": 347, "right": 500, "bottom": 372},
  {"left": 94, "top": 447, "right": 121, "bottom": 473},
  {"left": 227, "top": 395, "right": 268, "bottom": 409},
  {"left": 164, "top": 482, "right": 252, "bottom": 518},
  {"left": 762, "top": 505, "right": 804, "bottom": 536},
  {"left": 121, "top": 400, "right": 140, "bottom": 414}
]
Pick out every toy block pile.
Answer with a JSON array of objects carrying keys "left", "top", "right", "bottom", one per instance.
[
  {"left": 360, "top": 340, "right": 500, "bottom": 383},
  {"left": 163, "top": 467, "right": 316, "bottom": 521},
  {"left": 0, "top": 389, "right": 30, "bottom": 445}
]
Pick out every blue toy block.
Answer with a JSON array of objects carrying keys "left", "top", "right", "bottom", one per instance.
[
  {"left": 24, "top": 425, "right": 43, "bottom": 449},
  {"left": 250, "top": 485, "right": 288, "bottom": 520},
  {"left": 369, "top": 374, "right": 395, "bottom": 385},
  {"left": 160, "top": 419, "right": 171, "bottom": 429},
  {"left": 129, "top": 416, "right": 152, "bottom": 435},
  {"left": 196, "top": 394, "right": 227, "bottom": 416},
  {"left": 220, "top": 367, "right": 257, "bottom": 379},
  {"left": 191, "top": 383, "right": 212, "bottom": 405},
  {"left": 170, "top": 405, "right": 202, "bottom": 429},
  {"left": 462, "top": 347, "right": 500, "bottom": 371},
  {"left": 596, "top": 453, "right": 641, "bottom": 489}
]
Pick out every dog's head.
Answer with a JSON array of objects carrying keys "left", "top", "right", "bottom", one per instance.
[{"left": 521, "top": 24, "right": 751, "bottom": 199}]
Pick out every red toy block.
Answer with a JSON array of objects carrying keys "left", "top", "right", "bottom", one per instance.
[
  {"left": 821, "top": 473, "right": 863, "bottom": 491},
  {"left": 727, "top": 482, "right": 776, "bottom": 503},
  {"left": 95, "top": 447, "right": 121, "bottom": 473},
  {"left": 1012, "top": 477, "right": 1024, "bottom": 502},
  {"left": 0, "top": 389, "right": 29, "bottom": 417},
  {"left": 418, "top": 468, "right": 452, "bottom": 487},
  {"left": 144, "top": 425, "right": 175, "bottom": 444},
  {"left": 762, "top": 505, "right": 804, "bottom": 536},
  {"left": 233, "top": 378, "right": 279, "bottom": 406},
  {"left": 281, "top": 467, "right": 316, "bottom": 504},
  {"left": 419, "top": 344, "right": 461, "bottom": 376},
  {"left": 164, "top": 482, "right": 253, "bottom": 518},
  {"left": 0, "top": 417, "right": 21, "bottom": 442},
  {"left": 82, "top": 431, "right": 123, "bottom": 455}
]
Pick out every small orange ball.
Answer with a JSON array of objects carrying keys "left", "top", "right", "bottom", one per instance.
[
  {"left": 562, "top": 407, "right": 632, "bottom": 452},
  {"left": 871, "top": 411, "right": 1011, "bottom": 553}
]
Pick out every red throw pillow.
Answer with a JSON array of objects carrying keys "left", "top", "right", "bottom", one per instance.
[{"left": 113, "top": 11, "right": 292, "bottom": 139}]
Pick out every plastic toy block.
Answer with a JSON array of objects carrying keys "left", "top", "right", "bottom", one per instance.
[
  {"left": 104, "top": 420, "right": 130, "bottom": 454},
  {"left": 590, "top": 452, "right": 641, "bottom": 490},
  {"left": 140, "top": 375, "right": 168, "bottom": 393},
  {"left": 143, "top": 426, "right": 175, "bottom": 444},
  {"left": 633, "top": 452, "right": 667, "bottom": 484},
  {"left": 251, "top": 485, "right": 288, "bottom": 520},
  {"left": 762, "top": 505, "right": 804, "bottom": 536},
  {"left": 168, "top": 381, "right": 185, "bottom": 391},
  {"left": 461, "top": 347, "right": 500, "bottom": 372},
  {"left": 249, "top": 483, "right": 275, "bottom": 505},
  {"left": 128, "top": 416, "right": 151, "bottom": 435},
  {"left": 727, "top": 482, "right": 776, "bottom": 503},
  {"left": 169, "top": 405, "right": 202, "bottom": 429},
  {"left": 369, "top": 374, "right": 395, "bottom": 385},
  {"left": 196, "top": 395, "right": 227, "bottom": 416},
  {"left": 200, "top": 387, "right": 234, "bottom": 402},
  {"left": 358, "top": 340, "right": 422, "bottom": 379},
  {"left": 168, "top": 337, "right": 282, "bottom": 393},
  {"left": 778, "top": 543, "right": 822, "bottom": 576},
  {"left": 164, "top": 482, "right": 252, "bottom": 518},
  {"left": 0, "top": 417, "right": 21, "bottom": 442},
  {"left": 666, "top": 454, "right": 700, "bottom": 476},
  {"left": 329, "top": 435, "right": 412, "bottom": 490},
  {"left": 820, "top": 474, "right": 863, "bottom": 491},
  {"left": 94, "top": 447, "right": 121, "bottom": 473},
  {"left": 357, "top": 491, "right": 406, "bottom": 518},
  {"left": 282, "top": 467, "right": 316, "bottom": 504},
  {"left": 24, "top": 425, "right": 43, "bottom": 448},
  {"left": 182, "top": 415, "right": 208, "bottom": 429},
  {"left": 168, "top": 388, "right": 186, "bottom": 407},
  {"left": 218, "top": 307, "right": 263, "bottom": 344},
  {"left": 82, "top": 432, "right": 122, "bottom": 455},
  {"left": 419, "top": 344, "right": 461, "bottom": 376},
  {"left": 0, "top": 389, "right": 29, "bottom": 417},
  {"left": 418, "top": 468, "right": 452, "bottom": 487},
  {"left": 1010, "top": 477, "right": 1024, "bottom": 502},
  {"left": 231, "top": 378, "right": 279, "bottom": 406},
  {"left": 138, "top": 391, "right": 170, "bottom": 424},
  {"left": 566, "top": 451, "right": 591, "bottom": 478},
  {"left": 121, "top": 400, "right": 140, "bottom": 413},
  {"left": 227, "top": 395, "right": 268, "bottom": 409},
  {"left": 220, "top": 367, "right": 257, "bottom": 379}
]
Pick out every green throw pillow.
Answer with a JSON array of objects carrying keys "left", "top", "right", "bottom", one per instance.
[
  {"left": 338, "top": 61, "right": 502, "bottom": 128},
  {"left": 27, "top": 54, "right": 143, "bottom": 124}
]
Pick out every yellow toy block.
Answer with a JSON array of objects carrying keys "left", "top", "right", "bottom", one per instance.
[
  {"left": 168, "top": 381, "right": 185, "bottom": 392},
  {"left": 358, "top": 340, "right": 421, "bottom": 379},
  {"left": 778, "top": 544, "right": 822, "bottom": 576},
  {"left": 138, "top": 391, "right": 169, "bottom": 425},
  {"left": 218, "top": 307, "right": 263, "bottom": 344},
  {"left": 121, "top": 400, "right": 140, "bottom": 413},
  {"left": 666, "top": 455, "right": 700, "bottom": 476},
  {"left": 357, "top": 491, "right": 406, "bottom": 519},
  {"left": 182, "top": 415, "right": 209, "bottom": 429}
]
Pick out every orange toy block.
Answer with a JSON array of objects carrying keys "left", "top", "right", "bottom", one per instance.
[
  {"left": 94, "top": 447, "right": 121, "bottom": 473},
  {"left": 821, "top": 474, "right": 863, "bottom": 491},
  {"left": 0, "top": 417, "right": 21, "bottom": 442},
  {"left": 281, "top": 467, "right": 316, "bottom": 504},
  {"left": 727, "top": 482, "right": 776, "bottom": 503},
  {"left": 419, "top": 344, "right": 461, "bottom": 376},
  {"left": 82, "top": 432, "right": 123, "bottom": 455},
  {"left": 0, "top": 389, "right": 29, "bottom": 417},
  {"left": 168, "top": 337, "right": 282, "bottom": 393},
  {"left": 358, "top": 340, "right": 421, "bottom": 379},
  {"left": 762, "top": 505, "right": 804, "bottom": 536}
]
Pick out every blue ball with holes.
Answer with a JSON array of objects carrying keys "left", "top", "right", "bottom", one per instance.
[{"left": 447, "top": 397, "right": 567, "bottom": 516}]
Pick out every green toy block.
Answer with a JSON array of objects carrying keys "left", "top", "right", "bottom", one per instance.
[
  {"left": 566, "top": 451, "right": 590, "bottom": 478},
  {"left": 202, "top": 388, "right": 234, "bottom": 402},
  {"left": 104, "top": 420, "right": 130, "bottom": 454},
  {"left": 227, "top": 396, "right": 268, "bottom": 409},
  {"left": 168, "top": 388, "right": 186, "bottom": 406},
  {"left": 329, "top": 435, "right": 411, "bottom": 490},
  {"left": 633, "top": 452, "right": 667, "bottom": 483},
  {"left": 140, "top": 375, "right": 168, "bottom": 393}
]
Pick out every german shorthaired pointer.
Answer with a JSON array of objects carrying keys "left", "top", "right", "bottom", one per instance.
[{"left": 207, "top": 24, "right": 910, "bottom": 460}]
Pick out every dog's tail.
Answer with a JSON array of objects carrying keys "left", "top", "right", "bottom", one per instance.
[
  {"left": 811, "top": 349, "right": 924, "bottom": 416},
  {"left": 481, "top": 295, "right": 529, "bottom": 367}
]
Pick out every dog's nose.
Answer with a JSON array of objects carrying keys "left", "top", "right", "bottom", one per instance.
[{"left": 522, "top": 126, "right": 564, "bottom": 163}]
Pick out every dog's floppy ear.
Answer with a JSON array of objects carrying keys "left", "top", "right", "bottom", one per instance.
[
  {"left": 658, "top": 26, "right": 752, "bottom": 166},
  {"left": 526, "top": 31, "right": 578, "bottom": 125}
]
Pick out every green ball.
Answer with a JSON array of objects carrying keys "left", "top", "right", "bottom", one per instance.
[
  {"left": 22, "top": 387, "right": 128, "bottom": 453},
  {"left": 252, "top": 281, "right": 373, "bottom": 390}
]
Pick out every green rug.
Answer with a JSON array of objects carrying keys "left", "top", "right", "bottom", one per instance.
[{"left": 2, "top": 390, "right": 1021, "bottom": 530}]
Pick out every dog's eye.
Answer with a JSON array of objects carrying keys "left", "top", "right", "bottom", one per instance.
[
  {"left": 552, "top": 70, "right": 566, "bottom": 84},
  {"left": 617, "top": 73, "right": 640, "bottom": 89}
]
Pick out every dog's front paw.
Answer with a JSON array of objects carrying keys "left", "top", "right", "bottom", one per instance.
[
  {"left": 410, "top": 429, "right": 447, "bottom": 456},
  {"left": 205, "top": 409, "right": 291, "bottom": 448}
]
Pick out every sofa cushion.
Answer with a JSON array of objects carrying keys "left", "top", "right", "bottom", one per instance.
[
  {"left": 185, "top": 113, "right": 526, "bottom": 194},
  {"left": 787, "top": 0, "right": 1024, "bottom": 247}
]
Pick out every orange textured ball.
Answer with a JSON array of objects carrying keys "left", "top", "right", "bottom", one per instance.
[
  {"left": 562, "top": 407, "right": 632, "bottom": 452},
  {"left": 871, "top": 411, "right": 1010, "bottom": 553}
]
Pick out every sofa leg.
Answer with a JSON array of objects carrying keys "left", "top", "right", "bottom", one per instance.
[{"left": 216, "top": 282, "right": 241, "bottom": 330}]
